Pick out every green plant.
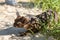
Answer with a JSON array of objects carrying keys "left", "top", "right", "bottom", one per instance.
[
  {"left": 34, "top": 0, "right": 60, "bottom": 12},
  {"left": 34, "top": 0, "right": 60, "bottom": 39}
]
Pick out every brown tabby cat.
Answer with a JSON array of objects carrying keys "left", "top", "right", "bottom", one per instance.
[
  {"left": 13, "top": 11, "right": 40, "bottom": 36},
  {"left": 13, "top": 9, "right": 57, "bottom": 36}
]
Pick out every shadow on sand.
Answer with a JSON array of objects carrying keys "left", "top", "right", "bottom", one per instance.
[
  {"left": 0, "top": 27, "right": 27, "bottom": 36},
  {"left": 0, "top": 27, "right": 46, "bottom": 40},
  {"left": 18, "top": 2, "right": 34, "bottom": 8},
  {"left": 0, "top": 2, "right": 34, "bottom": 8},
  {"left": 0, "top": 2, "right": 5, "bottom": 5}
]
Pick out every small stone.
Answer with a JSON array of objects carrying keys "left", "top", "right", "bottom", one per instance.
[
  {"left": 5, "top": 0, "right": 17, "bottom": 6},
  {"left": 48, "top": 36, "right": 56, "bottom": 40}
]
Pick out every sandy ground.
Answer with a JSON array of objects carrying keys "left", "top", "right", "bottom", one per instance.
[{"left": 0, "top": 3, "right": 56, "bottom": 40}]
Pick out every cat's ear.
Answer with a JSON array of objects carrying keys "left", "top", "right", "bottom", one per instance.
[{"left": 16, "top": 9, "right": 21, "bottom": 17}]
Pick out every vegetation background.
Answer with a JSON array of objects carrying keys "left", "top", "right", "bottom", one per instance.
[{"left": 34, "top": 0, "right": 60, "bottom": 40}]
